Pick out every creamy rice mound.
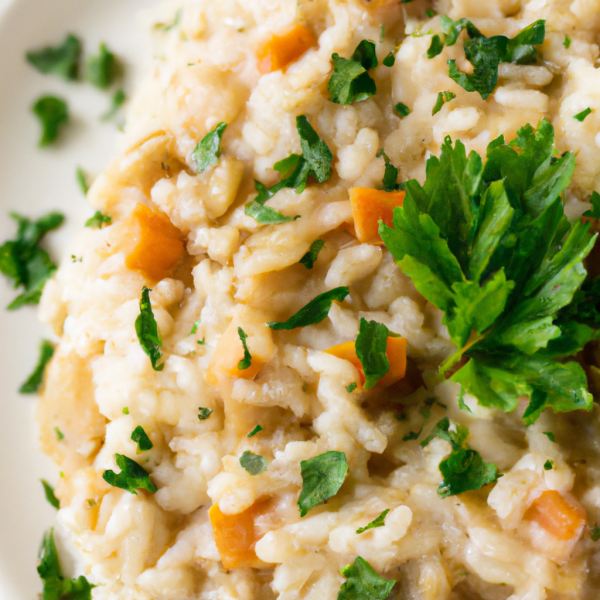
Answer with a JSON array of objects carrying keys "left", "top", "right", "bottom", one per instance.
[{"left": 36, "top": 0, "right": 600, "bottom": 598}]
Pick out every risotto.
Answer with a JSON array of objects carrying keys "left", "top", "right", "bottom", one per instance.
[{"left": 33, "top": 0, "right": 600, "bottom": 598}]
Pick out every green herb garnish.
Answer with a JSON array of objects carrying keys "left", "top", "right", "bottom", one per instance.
[
  {"left": 32, "top": 96, "right": 69, "bottom": 146},
  {"left": 85, "top": 211, "right": 112, "bottom": 228},
  {"left": 237, "top": 327, "right": 252, "bottom": 370},
  {"left": 543, "top": 459, "right": 554, "bottom": 470},
  {"left": 19, "top": 339, "right": 54, "bottom": 393},
  {"left": 300, "top": 239, "right": 325, "bottom": 269},
  {"left": 563, "top": 36, "right": 571, "bottom": 48},
  {"left": 247, "top": 424, "right": 264, "bottom": 437},
  {"left": 198, "top": 407, "right": 213, "bottom": 420},
  {"left": 573, "top": 108, "right": 592, "bottom": 122},
  {"left": 543, "top": 431, "right": 555, "bottom": 442},
  {"left": 584, "top": 192, "right": 600, "bottom": 219},
  {"left": 337, "top": 556, "right": 396, "bottom": 600},
  {"left": 188, "top": 319, "right": 201, "bottom": 336},
  {"left": 426, "top": 9, "right": 437, "bottom": 17},
  {"left": 432, "top": 90, "right": 456, "bottom": 115},
  {"left": 26, "top": 34, "right": 81, "bottom": 81},
  {"left": 356, "top": 509, "right": 390, "bottom": 534},
  {"left": 346, "top": 382, "right": 358, "bottom": 393},
  {"left": 267, "top": 286, "right": 349, "bottom": 330},
  {"left": 377, "top": 149, "right": 400, "bottom": 192},
  {"left": 355, "top": 319, "right": 391, "bottom": 389},
  {"left": 76, "top": 167, "right": 89, "bottom": 195},
  {"left": 298, "top": 450, "right": 348, "bottom": 517},
  {"left": 122, "top": 407, "right": 129, "bottom": 415},
  {"left": 240, "top": 451, "right": 267, "bottom": 475},
  {"left": 84, "top": 42, "right": 119, "bottom": 90},
  {"left": 131, "top": 426, "right": 153, "bottom": 453},
  {"left": 328, "top": 40, "right": 378, "bottom": 105},
  {"left": 590, "top": 524, "right": 600, "bottom": 541},
  {"left": 54, "top": 427, "right": 64, "bottom": 440},
  {"left": 38, "top": 529, "right": 94, "bottom": 600},
  {"left": 135, "top": 286, "right": 163, "bottom": 371},
  {"left": 192, "top": 122, "right": 227, "bottom": 173},
  {"left": 382, "top": 52, "right": 395, "bottom": 67},
  {"left": 101, "top": 88, "right": 126, "bottom": 122},
  {"left": 41, "top": 480, "right": 60, "bottom": 510},
  {"left": 102, "top": 453, "right": 157, "bottom": 494},
  {"left": 394, "top": 102, "right": 410, "bottom": 117},
  {"left": 379, "top": 120, "right": 594, "bottom": 423}
]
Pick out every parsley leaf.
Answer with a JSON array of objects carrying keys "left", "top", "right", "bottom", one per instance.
[
  {"left": 240, "top": 451, "right": 267, "bottom": 475},
  {"left": 237, "top": 327, "right": 252, "bottom": 370},
  {"left": 379, "top": 120, "right": 595, "bottom": 422},
  {"left": 298, "top": 450, "right": 348, "bottom": 517},
  {"left": 1, "top": 211, "right": 63, "bottom": 310},
  {"left": 188, "top": 319, "right": 201, "bottom": 336},
  {"left": 102, "top": 453, "right": 157, "bottom": 494},
  {"left": 591, "top": 524, "right": 600, "bottom": 541},
  {"left": 131, "top": 426, "right": 153, "bottom": 452},
  {"left": 32, "top": 96, "right": 69, "bottom": 146},
  {"left": 377, "top": 149, "right": 400, "bottom": 192},
  {"left": 300, "top": 239, "right": 325, "bottom": 269},
  {"left": 543, "top": 431, "right": 555, "bottom": 442},
  {"left": 355, "top": 318, "right": 390, "bottom": 389},
  {"left": 84, "top": 42, "right": 119, "bottom": 90},
  {"left": 421, "top": 418, "right": 500, "bottom": 497},
  {"left": 135, "top": 286, "right": 164, "bottom": 371},
  {"left": 247, "top": 424, "right": 263, "bottom": 437},
  {"left": 192, "top": 122, "right": 227, "bottom": 173},
  {"left": 394, "top": 102, "right": 410, "bottom": 117},
  {"left": 297, "top": 115, "right": 333, "bottom": 183},
  {"left": 337, "top": 556, "right": 396, "bottom": 600},
  {"left": 85, "top": 211, "right": 112, "bottom": 228},
  {"left": 428, "top": 35, "right": 445, "bottom": 59},
  {"left": 543, "top": 459, "right": 554, "bottom": 470},
  {"left": 41, "top": 480, "right": 60, "bottom": 510},
  {"left": 38, "top": 529, "right": 94, "bottom": 600},
  {"left": 382, "top": 52, "right": 395, "bottom": 67},
  {"left": 19, "top": 339, "right": 54, "bottom": 394},
  {"left": 356, "top": 509, "right": 389, "bottom": 534},
  {"left": 26, "top": 34, "right": 81, "bottom": 81},
  {"left": 432, "top": 90, "right": 456, "bottom": 115},
  {"left": 564, "top": 36, "right": 571, "bottom": 49},
  {"left": 76, "top": 167, "right": 89, "bottom": 195},
  {"left": 328, "top": 40, "right": 378, "bottom": 105},
  {"left": 346, "top": 382, "right": 358, "bottom": 393},
  {"left": 584, "top": 191, "right": 600, "bottom": 219},
  {"left": 101, "top": 88, "right": 126, "bottom": 122},
  {"left": 574, "top": 108, "right": 592, "bottom": 122},
  {"left": 198, "top": 407, "right": 212, "bottom": 420},
  {"left": 267, "top": 286, "right": 349, "bottom": 330},
  {"left": 55, "top": 427, "right": 64, "bottom": 440}
]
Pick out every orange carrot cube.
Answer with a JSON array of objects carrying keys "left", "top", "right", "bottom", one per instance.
[
  {"left": 349, "top": 188, "right": 406, "bottom": 244},
  {"left": 257, "top": 24, "right": 316, "bottom": 74}
]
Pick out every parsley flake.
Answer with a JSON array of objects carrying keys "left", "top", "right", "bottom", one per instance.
[
  {"left": 573, "top": 108, "right": 592, "bottom": 122},
  {"left": 247, "top": 425, "right": 263, "bottom": 437},
  {"left": 328, "top": 40, "right": 378, "bottom": 105},
  {"left": 394, "top": 102, "right": 410, "bottom": 117},
  {"left": 356, "top": 509, "right": 390, "bottom": 534},
  {"left": 590, "top": 524, "right": 600, "bottom": 541},
  {"left": 300, "top": 239, "right": 325, "bottom": 269},
  {"left": 122, "top": 407, "right": 129, "bottom": 415},
  {"left": 346, "top": 382, "right": 358, "bottom": 393},
  {"left": 426, "top": 9, "right": 437, "bottom": 17},
  {"left": 198, "top": 407, "right": 213, "bottom": 420},
  {"left": 379, "top": 25, "right": 385, "bottom": 43},
  {"left": 267, "top": 286, "right": 349, "bottom": 330},
  {"left": 19, "top": 339, "right": 54, "bottom": 394},
  {"left": 382, "top": 52, "right": 395, "bottom": 67},
  {"left": 32, "top": 96, "right": 69, "bottom": 146},
  {"left": 377, "top": 149, "right": 400, "bottom": 192},
  {"left": 101, "top": 88, "right": 126, "bottom": 122},
  {"left": 38, "top": 529, "right": 94, "bottom": 600},
  {"left": 131, "top": 426, "right": 153, "bottom": 453},
  {"left": 543, "top": 431, "right": 555, "bottom": 442},
  {"left": 192, "top": 122, "right": 227, "bottom": 173},
  {"left": 188, "top": 319, "right": 201, "bottom": 336},
  {"left": 298, "top": 450, "right": 348, "bottom": 517},
  {"left": 54, "top": 427, "right": 64, "bottom": 440},
  {"left": 432, "top": 90, "right": 456, "bottom": 115},
  {"left": 84, "top": 42, "right": 119, "bottom": 90},
  {"left": 564, "top": 36, "right": 571, "bottom": 48},
  {"left": 237, "top": 327, "right": 252, "bottom": 370},
  {"left": 337, "top": 556, "right": 396, "bottom": 600},
  {"left": 26, "top": 34, "right": 81, "bottom": 81},
  {"left": 135, "top": 286, "right": 164, "bottom": 371},
  {"left": 85, "top": 211, "right": 112, "bottom": 228},
  {"left": 41, "top": 480, "right": 60, "bottom": 510},
  {"left": 355, "top": 318, "right": 391, "bottom": 389},
  {"left": 102, "top": 453, "right": 157, "bottom": 494},
  {"left": 544, "top": 459, "right": 554, "bottom": 470},
  {"left": 76, "top": 167, "right": 89, "bottom": 195},
  {"left": 584, "top": 191, "right": 600, "bottom": 219},
  {"left": 240, "top": 451, "right": 267, "bottom": 475}
]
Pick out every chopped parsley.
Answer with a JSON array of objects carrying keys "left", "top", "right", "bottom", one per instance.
[
  {"left": 131, "top": 426, "right": 153, "bottom": 452},
  {"left": 298, "top": 450, "right": 348, "bottom": 517},
  {"left": 135, "top": 286, "right": 164, "bottom": 371},
  {"left": 457, "top": 389, "right": 473, "bottom": 413},
  {"left": 573, "top": 108, "right": 592, "bottom": 122},
  {"left": 122, "top": 407, "right": 129, "bottom": 415},
  {"left": 84, "top": 42, "right": 119, "bottom": 90},
  {"left": 267, "top": 286, "right": 349, "bottom": 330},
  {"left": 584, "top": 191, "right": 600, "bottom": 219},
  {"left": 427, "top": 34, "right": 445, "bottom": 59},
  {"left": 346, "top": 382, "right": 358, "bottom": 393},
  {"left": 394, "top": 102, "right": 410, "bottom": 117},
  {"left": 26, "top": 34, "right": 81, "bottom": 81},
  {"left": 85, "top": 211, "right": 112, "bottom": 228},
  {"left": 379, "top": 25, "right": 385, "bottom": 43},
  {"left": 237, "top": 327, "right": 252, "bottom": 370},
  {"left": 102, "top": 453, "right": 157, "bottom": 494},
  {"left": 198, "top": 407, "right": 213, "bottom": 420},
  {"left": 188, "top": 319, "right": 201, "bottom": 336},
  {"left": 432, "top": 90, "right": 456, "bottom": 115},
  {"left": 590, "top": 524, "right": 600, "bottom": 541},
  {"left": 379, "top": 120, "right": 595, "bottom": 423},
  {"left": 38, "top": 529, "right": 94, "bottom": 600},
  {"left": 337, "top": 556, "right": 396, "bottom": 600},
  {"left": 192, "top": 122, "right": 227, "bottom": 173},
  {"left": 239, "top": 451, "right": 267, "bottom": 475},
  {"left": 54, "top": 427, "right": 64, "bottom": 440},
  {"left": 76, "top": 167, "right": 89, "bottom": 195},
  {"left": 0, "top": 211, "right": 63, "bottom": 309},
  {"left": 355, "top": 318, "right": 391, "bottom": 389},
  {"left": 382, "top": 52, "right": 395, "bottom": 67},
  {"left": 543, "top": 431, "right": 555, "bottom": 442},
  {"left": 158, "top": 9, "right": 182, "bottom": 31},
  {"left": 426, "top": 9, "right": 437, "bottom": 17},
  {"left": 300, "top": 239, "right": 325, "bottom": 269},
  {"left": 328, "top": 40, "right": 378, "bottom": 105},
  {"left": 563, "top": 36, "right": 571, "bottom": 48},
  {"left": 41, "top": 480, "right": 60, "bottom": 509},
  {"left": 247, "top": 424, "right": 264, "bottom": 437},
  {"left": 421, "top": 418, "right": 500, "bottom": 497},
  {"left": 19, "top": 339, "right": 54, "bottom": 394},
  {"left": 356, "top": 509, "right": 389, "bottom": 534},
  {"left": 32, "top": 96, "right": 69, "bottom": 146},
  {"left": 543, "top": 459, "right": 554, "bottom": 470},
  {"left": 377, "top": 149, "right": 400, "bottom": 192},
  {"left": 101, "top": 88, "right": 126, "bottom": 122}
]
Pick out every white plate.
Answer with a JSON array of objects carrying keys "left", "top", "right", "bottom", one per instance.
[{"left": 0, "top": 1, "right": 157, "bottom": 597}]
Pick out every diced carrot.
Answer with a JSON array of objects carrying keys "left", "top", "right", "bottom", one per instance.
[
  {"left": 256, "top": 24, "right": 316, "bottom": 75},
  {"left": 209, "top": 502, "right": 266, "bottom": 569},
  {"left": 525, "top": 490, "right": 586, "bottom": 541},
  {"left": 124, "top": 204, "right": 184, "bottom": 281},
  {"left": 325, "top": 336, "right": 407, "bottom": 389},
  {"left": 350, "top": 188, "right": 406, "bottom": 244}
]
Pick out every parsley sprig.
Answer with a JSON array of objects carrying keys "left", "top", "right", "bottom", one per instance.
[
  {"left": 380, "top": 120, "right": 595, "bottom": 423},
  {"left": 135, "top": 286, "right": 164, "bottom": 371},
  {"left": 102, "top": 453, "right": 157, "bottom": 494},
  {"left": 328, "top": 40, "right": 378, "bottom": 105},
  {"left": 337, "top": 556, "right": 396, "bottom": 600},
  {"left": 26, "top": 34, "right": 81, "bottom": 81},
  {"left": 298, "top": 451, "right": 348, "bottom": 517}
]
